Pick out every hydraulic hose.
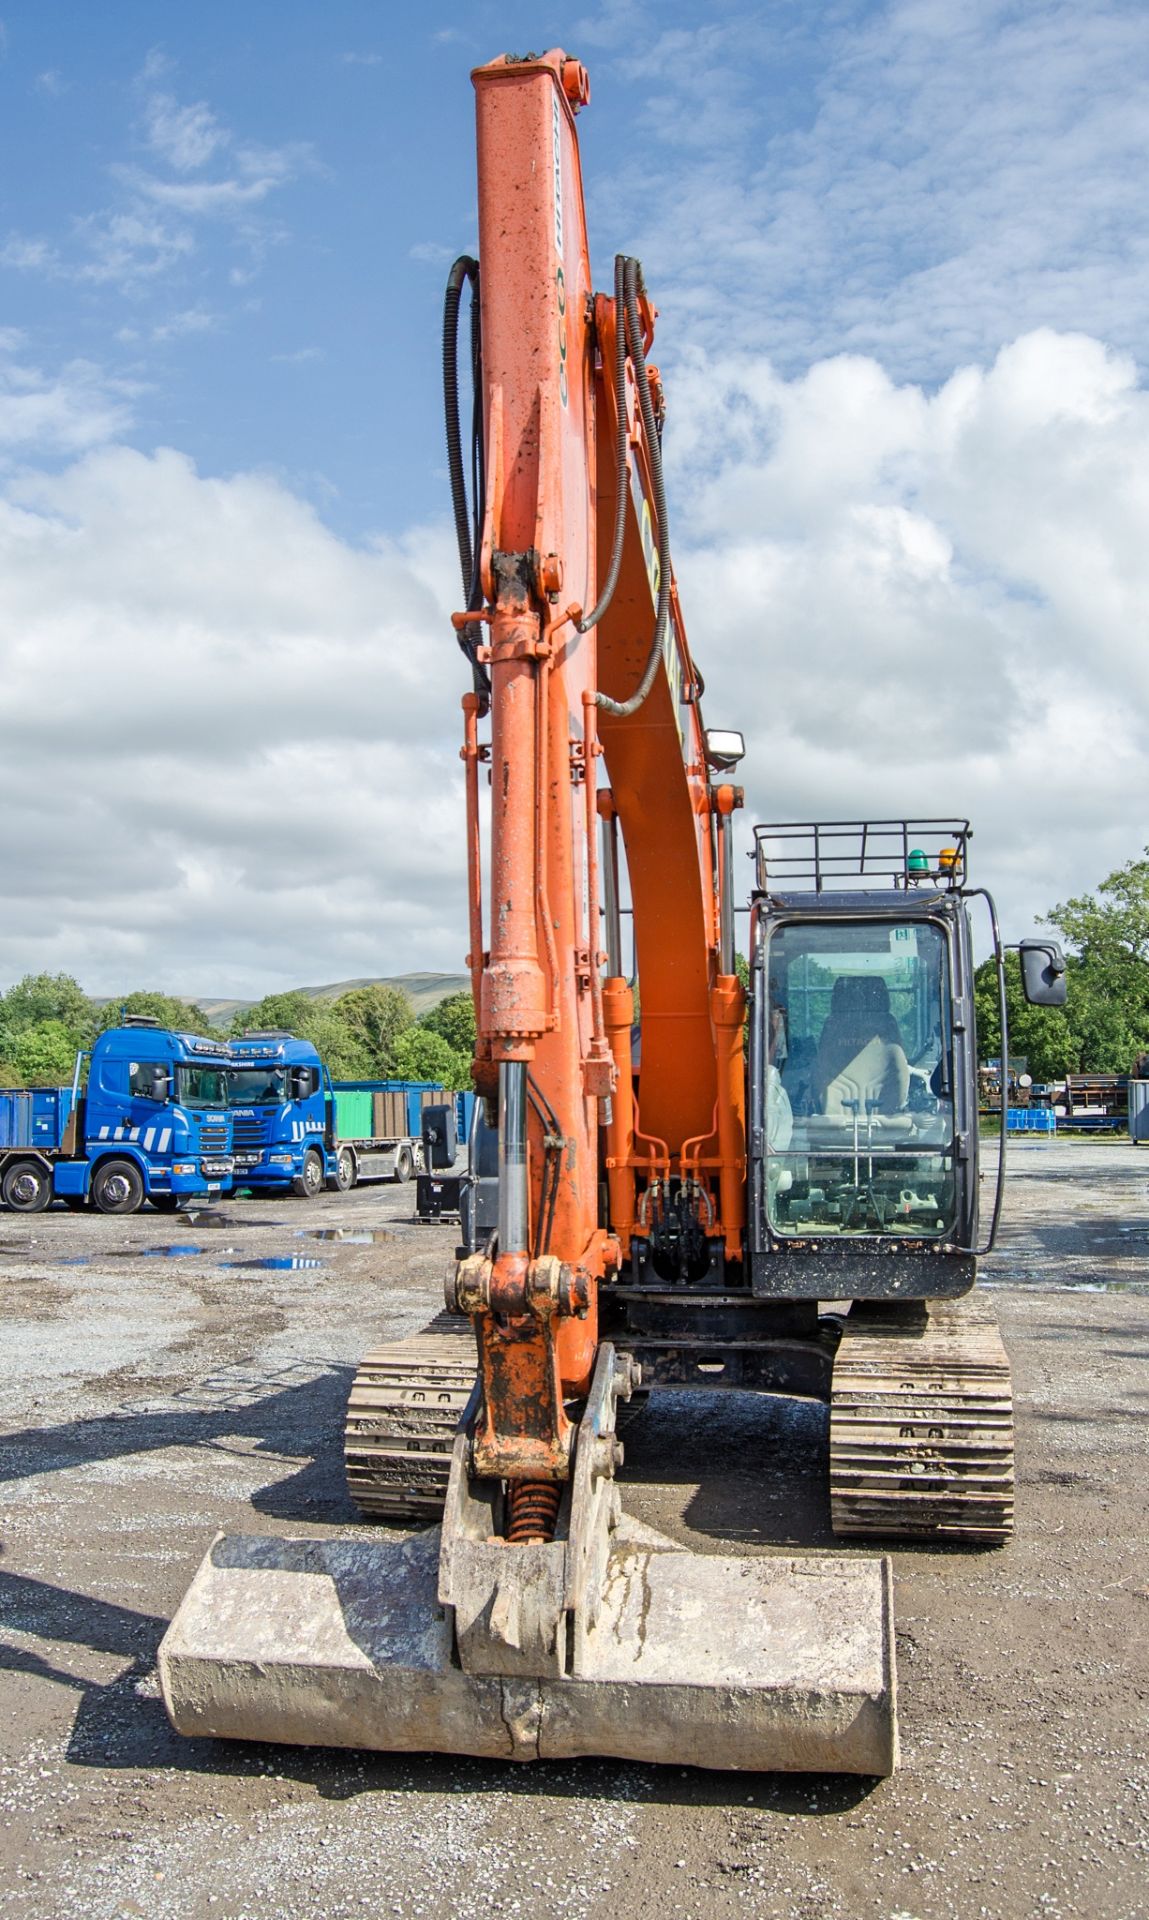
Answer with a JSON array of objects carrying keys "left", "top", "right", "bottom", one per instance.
[
  {"left": 577, "top": 253, "right": 629, "bottom": 634},
  {"left": 592, "top": 255, "right": 673, "bottom": 720},
  {"left": 442, "top": 255, "right": 489, "bottom": 694}
]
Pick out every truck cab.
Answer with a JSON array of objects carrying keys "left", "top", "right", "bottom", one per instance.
[
  {"left": 227, "top": 1032, "right": 330, "bottom": 1196},
  {"left": 1, "top": 1020, "right": 236, "bottom": 1213}
]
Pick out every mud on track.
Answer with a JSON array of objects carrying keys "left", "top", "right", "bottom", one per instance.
[{"left": 0, "top": 1139, "right": 1146, "bottom": 1920}]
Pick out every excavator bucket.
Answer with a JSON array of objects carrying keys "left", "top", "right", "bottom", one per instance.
[
  {"left": 159, "top": 1349, "right": 898, "bottom": 1775},
  {"left": 160, "top": 1526, "right": 896, "bottom": 1774}
]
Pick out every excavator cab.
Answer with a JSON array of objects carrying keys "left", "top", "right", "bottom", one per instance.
[{"left": 748, "top": 821, "right": 983, "bottom": 1299}]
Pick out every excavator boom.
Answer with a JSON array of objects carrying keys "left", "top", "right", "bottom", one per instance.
[{"left": 159, "top": 47, "right": 899, "bottom": 1776}]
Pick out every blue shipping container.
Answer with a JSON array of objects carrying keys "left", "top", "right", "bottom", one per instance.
[
  {"left": 0, "top": 1092, "right": 33, "bottom": 1149},
  {"left": 31, "top": 1087, "right": 74, "bottom": 1147},
  {"left": 1006, "top": 1108, "right": 1056, "bottom": 1133},
  {"left": 0, "top": 1086, "right": 75, "bottom": 1150}
]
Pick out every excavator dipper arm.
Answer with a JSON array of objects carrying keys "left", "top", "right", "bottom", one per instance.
[{"left": 158, "top": 48, "right": 898, "bottom": 1775}]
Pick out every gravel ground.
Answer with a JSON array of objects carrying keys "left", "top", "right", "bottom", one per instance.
[{"left": 0, "top": 1138, "right": 1146, "bottom": 1920}]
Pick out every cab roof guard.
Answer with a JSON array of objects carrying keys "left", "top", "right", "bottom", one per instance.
[{"left": 753, "top": 819, "right": 972, "bottom": 895}]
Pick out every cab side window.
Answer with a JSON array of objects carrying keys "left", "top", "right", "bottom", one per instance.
[{"left": 129, "top": 1060, "right": 161, "bottom": 1100}]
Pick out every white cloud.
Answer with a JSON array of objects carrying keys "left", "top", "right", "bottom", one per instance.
[
  {"left": 409, "top": 240, "right": 457, "bottom": 265},
  {"left": 0, "top": 324, "right": 1144, "bottom": 993},
  {"left": 1, "top": 54, "right": 314, "bottom": 298},
  {"left": 74, "top": 208, "right": 195, "bottom": 286},
  {"left": 585, "top": 2, "right": 1149, "bottom": 382},
  {"left": 118, "top": 162, "right": 301, "bottom": 216},
  {"left": 666, "top": 327, "right": 1149, "bottom": 941},
  {"left": 0, "top": 446, "right": 469, "bottom": 993},
  {"left": 144, "top": 88, "right": 229, "bottom": 172},
  {"left": 150, "top": 307, "right": 219, "bottom": 342},
  {"left": 1, "top": 234, "right": 60, "bottom": 273},
  {"left": 0, "top": 345, "right": 136, "bottom": 454}
]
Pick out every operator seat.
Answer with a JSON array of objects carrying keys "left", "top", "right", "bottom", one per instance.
[{"left": 814, "top": 978, "right": 909, "bottom": 1118}]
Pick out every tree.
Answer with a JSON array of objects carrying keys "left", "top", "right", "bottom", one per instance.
[
  {"left": 1050, "top": 849, "right": 1149, "bottom": 975},
  {"left": 973, "top": 847, "right": 1149, "bottom": 1077},
  {"left": 0, "top": 973, "right": 100, "bottom": 1089},
  {"left": 231, "top": 990, "right": 369, "bottom": 1077},
  {"left": 1047, "top": 848, "right": 1149, "bottom": 1072},
  {"left": 419, "top": 991, "right": 476, "bottom": 1058},
  {"left": 973, "top": 954, "right": 1078, "bottom": 1081},
  {"left": 109, "top": 990, "right": 213, "bottom": 1035},
  {"left": 0, "top": 972, "right": 98, "bottom": 1043},
  {"left": 390, "top": 1026, "right": 471, "bottom": 1092},
  {"left": 332, "top": 985, "right": 414, "bottom": 1075},
  {"left": 232, "top": 991, "right": 316, "bottom": 1038},
  {"left": 306, "top": 1007, "right": 374, "bottom": 1080},
  {"left": 11, "top": 1020, "right": 80, "bottom": 1087}
]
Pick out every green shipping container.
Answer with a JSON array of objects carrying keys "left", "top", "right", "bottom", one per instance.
[{"left": 333, "top": 1089, "right": 374, "bottom": 1141}]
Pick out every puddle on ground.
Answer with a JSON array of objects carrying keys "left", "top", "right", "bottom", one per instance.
[
  {"left": 179, "top": 1212, "right": 286, "bottom": 1229},
  {"left": 221, "top": 1255, "right": 328, "bottom": 1271},
  {"left": 981, "top": 1276, "right": 1148, "bottom": 1293},
  {"left": 300, "top": 1228, "right": 393, "bottom": 1244}
]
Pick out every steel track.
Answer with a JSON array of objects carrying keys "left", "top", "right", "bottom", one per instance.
[
  {"left": 345, "top": 1324, "right": 477, "bottom": 1522},
  {"left": 829, "top": 1294, "right": 1014, "bottom": 1544}
]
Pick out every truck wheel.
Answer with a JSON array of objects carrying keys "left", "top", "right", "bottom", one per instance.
[
  {"left": 330, "top": 1147, "right": 356, "bottom": 1193},
  {"left": 1, "top": 1160, "right": 52, "bottom": 1213},
  {"left": 292, "top": 1149, "right": 325, "bottom": 1200},
  {"left": 395, "top": 1146, "right": 414, "bottom": 1184},
  {"left": 91, "top": 1158, "right": 145, "bottom": 1216}
]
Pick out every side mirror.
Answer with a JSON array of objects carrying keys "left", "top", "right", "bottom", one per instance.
[
  {"left": 288, "top": 1067, "right": 312, "bottom": 1100},
  {"left": 1019, "top": 939, "right": 1068, "bottom": 1007},
  {"left": 150, "top": 1068, "right": 172, "bottom": 1101}
]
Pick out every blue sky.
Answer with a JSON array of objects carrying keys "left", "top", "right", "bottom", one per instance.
[{"left": 1, "top": 1, "right": 1147, "bottom": 992}]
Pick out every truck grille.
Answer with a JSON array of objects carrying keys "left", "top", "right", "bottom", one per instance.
[
  {"left": 231, "top": 1116, "right": 270, "bottom": 1150},
  {"left": 200, "top": 1123, "right": 229, "bottom": 1150}
]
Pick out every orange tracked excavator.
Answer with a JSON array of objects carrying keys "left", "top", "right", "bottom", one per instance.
[{"left": 159, "top": 49, "right": 1066, "bottom": 1774}]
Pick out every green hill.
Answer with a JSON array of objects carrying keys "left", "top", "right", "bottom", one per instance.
[{"left": 97, "top": 973, "right": 471, "bottom": 1030}]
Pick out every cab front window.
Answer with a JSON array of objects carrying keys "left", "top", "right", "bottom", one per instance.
[
  {"left": 764, "top": 920, "right": 956, "bottom": 1238},
  {"left": 176, "top": 1066, "right": 228, "bottom": 1110}
]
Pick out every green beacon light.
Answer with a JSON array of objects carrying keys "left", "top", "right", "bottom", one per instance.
[{"left": 907, "top": 848, "right": 931, "bottom": 877}]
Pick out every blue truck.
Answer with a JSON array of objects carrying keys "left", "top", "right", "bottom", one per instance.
[
  {"left": 228, "top": 1032, "right": 465, "bottom": 1197},
  {"left": 0, "top": 1018, "right": 234, "bottom": 1213}
]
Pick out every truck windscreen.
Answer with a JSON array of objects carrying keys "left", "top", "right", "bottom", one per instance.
[
  {"left": 228, "top": 1069, "right": 287, "bottom": 1106},
  {"left": 176, "top": 1066, "right": 229, "bottom": 1110},
  {"left": 764, "top": 919, "right": 956, "bottom": 1238}
]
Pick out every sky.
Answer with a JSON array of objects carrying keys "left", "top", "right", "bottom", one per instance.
[{"left": 1, "top": 0, "right": 1147, "bottom": 996}]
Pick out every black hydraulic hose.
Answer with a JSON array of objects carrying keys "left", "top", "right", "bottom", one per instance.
[
  {"left": 443, "top": 256, "right": 478, "bottom": 594},
  {"left": 593, "top": 256, "right": 673, "bottom": 720},
  {"left": 577, "top": 254, "right": 629, "bottom": 634},
  {"left": 442, "top": 255, "right": 489, "bottom": 693}
]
